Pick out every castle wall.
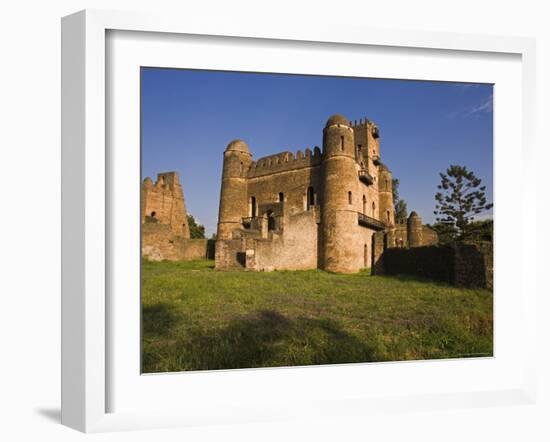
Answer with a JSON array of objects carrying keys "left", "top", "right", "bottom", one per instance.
[
  {"left": 247, "top": 164, "right": 323, "bottom": 216},
  {"left": 250, "top": 209, "right": 319, "bottom": 271},
  {"left": 141, "top": 223, "right": 209, "bottom": 261}
]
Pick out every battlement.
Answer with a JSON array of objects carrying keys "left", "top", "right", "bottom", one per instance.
[
  {"left": 247, "top": 146, "right": 323, "bottom": 178},
  {"left": 351, "top": 117, "right": 372, "bottom": 129}
]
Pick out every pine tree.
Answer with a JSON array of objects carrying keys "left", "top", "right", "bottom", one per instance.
[{"left": 434, "top": 165, "right": 493, "bottom": 235}]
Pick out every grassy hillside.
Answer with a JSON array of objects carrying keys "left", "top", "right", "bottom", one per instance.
[{"left": 142, "top": 259, "right": 493, "bottom": 373}]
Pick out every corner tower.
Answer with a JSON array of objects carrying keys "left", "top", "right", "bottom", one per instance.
[
  {"left": 407, "top": 211, "right": 423, "bottom": 247},
  {"left": 217, "top": 140, "right": 252, "bottom": 239},
  {"left": 320, "top": 114, "right": 361, "bottom": 273},
  {"left": 378, "top": 163, "right": 395, "bottom": 226}
]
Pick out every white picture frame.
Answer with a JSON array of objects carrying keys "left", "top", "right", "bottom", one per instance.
[{"left": 61, "top": 9, "right": 537, "bottom": 433}]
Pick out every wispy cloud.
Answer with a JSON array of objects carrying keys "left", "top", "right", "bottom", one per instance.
[
  {"left": 447, "top": 94, "right": 493, "bottom": 119},
  {"left": 467, "top": 94, "right": 493, "bottom": 115}
]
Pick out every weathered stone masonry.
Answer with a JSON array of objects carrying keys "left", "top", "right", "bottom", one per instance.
[
  {"left": 141, "top": 172, "right": 211, "bottom": 261},
  {"left": 215, "top": 114, "right": 438, "bottom": 273}
]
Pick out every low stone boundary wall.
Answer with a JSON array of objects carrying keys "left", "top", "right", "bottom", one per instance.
[
  {"left": 142, "top": 223, "right": 215, "bottom": 261},
  {"left": 379, "top": 242, "right": 493, "bottom": 289}
]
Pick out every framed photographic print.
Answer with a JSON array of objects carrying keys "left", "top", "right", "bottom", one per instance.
[{"left": 61, "top": 9, "right": 537, "bottom": 432}]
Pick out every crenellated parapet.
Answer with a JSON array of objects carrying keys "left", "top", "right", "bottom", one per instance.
[{"left": 247, "top": 146, "right": 323, "bottom": 178}]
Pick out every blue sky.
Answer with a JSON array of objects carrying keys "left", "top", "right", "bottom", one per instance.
[{"left": 141, "top": 68, "right": 493, "bottom": 236}]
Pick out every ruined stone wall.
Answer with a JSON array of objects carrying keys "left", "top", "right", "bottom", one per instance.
[
  {"left": 142, "top": 223, "right": 209, "bottom": 262},
  {"left": 251, "top": 209, "right": 319, "bottom": 271},
  {"left": 214, "top": 239, "right": 246, "bottom": 270},
  {"left": 392, "top": 223, "right": 408, "bottom": 247},
  {"left": 421, "top": 226, "right": 439, "bottom": 246},
  {"left": 141, "top": 172, "right": 190, "bottom": 238}
]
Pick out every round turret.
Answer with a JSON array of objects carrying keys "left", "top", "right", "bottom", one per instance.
[
  {"left": 407, "top": 211, "right": 423, "bottom": 247},
  {"left": 320, "top": 114, "right": 361, "bottom": 273},
  {"left": 325, "top": 114, "right": 351, "bottom": 128},
  {"left": 217, "top": 139, "right": 253, "bottom": 239},
  {"left": 225, "top": 139, "right": 250, "bottom": 154},
  {"left": 378, "top": 164, "right": 395, "bottom": 226}
]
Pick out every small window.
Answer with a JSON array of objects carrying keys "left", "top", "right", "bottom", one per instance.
[
  {"left": 340, "top": 136, "right": 344, "bottom": 151},
  {"left": 372, "top": 202, "right": 376, "bottom": 217},
  {"left": 279, "top": 192, "right": 284, "bottom": 203},
  {"left": 362, "top": 195, "right": 366, "bottom": 214},
  {"left": 358, "top": 144, "right": 362, "bottom": 153},
  {"left": 348, "top": 191, "right": 352, "bottom": 205},
  {"left": 307, "top": 186, "right": 315, "bottom": 208},
  {"left": 386, "top": 210, "right": 390, "bottom": 223},
  {"left": 251, "top": 196, "right": 257, "bottom": 217},
  {"left": 151, "top": 211, "right": 156, "bottom": 217}
]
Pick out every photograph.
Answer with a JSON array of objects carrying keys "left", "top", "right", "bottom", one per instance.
[{"left": 140, "top": 68, "right": 494, "bottom": 373}]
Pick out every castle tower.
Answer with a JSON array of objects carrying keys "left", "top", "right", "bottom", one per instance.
[
  {"left": 217, "top": 139, "right": 252, "bottom": 239},
  {"left": 320, "top": 114, "right": 361, "bottom": 273},
  {"left": 141, "top": 171, "right": 190, "bottom": 238},
  {"left": 407, "top": 211, "right": 423, "bottom": 247},
  {"left": 378, "top": 163, "right": 395, "bottom": 227}
]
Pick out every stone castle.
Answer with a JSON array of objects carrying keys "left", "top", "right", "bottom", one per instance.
[{"left": 215, "top": 114, "right": 437, "bottom": 273}]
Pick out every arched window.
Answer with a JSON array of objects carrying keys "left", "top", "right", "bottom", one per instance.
[
  {"left": 151, "top": 211, "right": 156, "bottom": 218},
  {"left": 240, "top": 162, "right": 243, "bottom": 175},
  {"left": 250, "top": 196, "right": 257, "bottom": 217},
  {"left": 386, "top": 210, "right": 390, "bottom": 223},
  {"left": 348, "top": 191, "right": 352, "bottom": 205},
  {"left": 307, "top": 186, "right": 315, "bottom": 209},
  {"left": 372, "top": 201, "right": 376, "bottom": 217},
  {"left": 385, "top": 179, "right": 389, "bottom": 191},
  {"left": 340, "top": 136, "right": 344, "bottom": 151},
  {"left": 279, "top": 192, "right": 284, "bottom": 203},
  {"left": 362, "top": 195, "right": 367, "bottom": 214}
]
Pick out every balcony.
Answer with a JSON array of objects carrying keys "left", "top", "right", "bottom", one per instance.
[
  {"left": 242, "top": 216, "right": 260, "bottom": 229},
  {"left": 358, "top": 168, "right": 374, "bottom": 185},
  {"left": 372, "top": 154, "right": 381, "bottom": 165},
  {"left": 358, "top": 212, "right": 385, "bottom": 231}
]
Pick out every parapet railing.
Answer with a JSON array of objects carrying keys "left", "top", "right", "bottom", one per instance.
[
  {"left": 358, "top": 212, "right": 385, "bottom": 231},
  {"left": 358, "top": 168, "right": 374, "bottom": 185},
  {"left": 242, "top": 216, "right": 259, "bottom": 229}
]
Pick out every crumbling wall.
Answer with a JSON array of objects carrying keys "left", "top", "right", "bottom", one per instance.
[
  {"left": 251, "top": 209, "right": 319, "bottom": 271},
  {"left": 379, "top": 243, "right": 492, "bottom": 289},
  {"left": 142, "top": 223, "right": 209, "bottom": 262},
  {"left": 141, "top": 172, "right": 190, "bottom": 238}
]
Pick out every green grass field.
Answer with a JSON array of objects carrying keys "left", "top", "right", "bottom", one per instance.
[{"left": 142, "top": 259, "right": 493, "bottom": 373}]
